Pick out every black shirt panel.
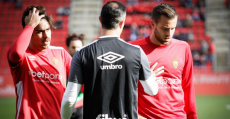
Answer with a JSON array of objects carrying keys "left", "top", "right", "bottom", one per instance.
[{"left": 68, "top": 37, "right": 151, "bottom": 119}]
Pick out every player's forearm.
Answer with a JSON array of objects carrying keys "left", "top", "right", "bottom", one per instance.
[
  {"left": 185, "top": 98, "right": 197, "bottom": 119},
  {"left": 61, "top": 82, "right": 82, "bottom": 119},
  {"left": 8, "top": 25, "right": 34, "bottom": 63},
  {"left": 61, "top": 97, "right": 75, "bottom": 119},
  {"left": 183, "top": 59, "right": 197, "bottom": 118},
  {"left": 140, "top": 75, "right": 158, "bottom": 95},
  {"left": 184, "top": 84, "right": 197, "bottom": 119}
]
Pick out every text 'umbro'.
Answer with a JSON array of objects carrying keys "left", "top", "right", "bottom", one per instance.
[{"left": 100, "top": 64, "right": 123, "bottom": 70}]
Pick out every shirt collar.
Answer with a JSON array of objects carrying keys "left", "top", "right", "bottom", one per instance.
[{"left": 99, "top": 35, "right": 119, "bottom": 38}]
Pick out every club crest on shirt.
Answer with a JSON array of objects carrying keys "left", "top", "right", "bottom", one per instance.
[
  {"left": 52, "top": 57, "right": 59, "bottom": 65},
  {"left": 172, "top": 58, "right": 179, "bottom": 68}
]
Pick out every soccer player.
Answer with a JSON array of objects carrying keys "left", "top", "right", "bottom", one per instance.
[
  {"left": 61, "top": 1, "right": 163, "bottom": 119},
  {"left": 66, "top": 34, "right": 85, "bottom": 119},
  {"left": 7, "top": 6, "right": 72, "bottom": 119},
  {"left": 66, "top": 33, "right": 85, "bottom": 57},
  {"left": 129, "top": 3, "right": 197, "bottom": 119}
]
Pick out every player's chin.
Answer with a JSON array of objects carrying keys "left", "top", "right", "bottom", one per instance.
[
  {"left": 164, "top": 38, "right": 171, "bottom": 41},
  {"left": 43, "top": 45, "right": 50, "bottom": 49},
  {"left": 159, "top": 39, "right": 167, "bottom": 44}
]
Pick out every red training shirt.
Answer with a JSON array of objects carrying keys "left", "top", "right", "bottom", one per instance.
[
  {"left": 129, "top": 36, "right": 197, "bottom": 119},
  {"left": 7, "top": 26, "right": 72, "bottom": 119}
]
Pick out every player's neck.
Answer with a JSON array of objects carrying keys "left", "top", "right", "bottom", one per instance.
[
  {"left": 28, "top": 44, "right": 46, "bottom": 53},
  {"left": 100, "top": 28, "right": 120, "bottom": 38}
]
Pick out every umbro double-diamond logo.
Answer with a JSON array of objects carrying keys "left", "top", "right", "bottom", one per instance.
[
  {"left": 97, "top": 52, "right": 125, "bottom": 64},
  {"left": 97, "top": 52, "right": 125, "bottom": 70}
]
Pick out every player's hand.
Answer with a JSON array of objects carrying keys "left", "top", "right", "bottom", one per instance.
[
  {"left": 24, "top": 7, "right": 45, "bottom": 28},
  {"left": 151, "top": 62, "right": 164, "bottom": 81},
  {"left": 138, "top": 115, "right": 147, "bottom": 119}
]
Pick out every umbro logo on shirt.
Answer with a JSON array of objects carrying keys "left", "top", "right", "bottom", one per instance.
[
  {"left": 97, "top": 51, "right": 125, "bottom": 64},
  {"left": 97, "top": 52, "right": 125, "bottom": 70}
]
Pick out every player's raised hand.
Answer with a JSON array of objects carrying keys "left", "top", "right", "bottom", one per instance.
[
  {"left": 151, "top": 62, "right": 164, "bottom": 80},
  {"left": 24, "top": 7, "right": 45, "bottom": 28}
]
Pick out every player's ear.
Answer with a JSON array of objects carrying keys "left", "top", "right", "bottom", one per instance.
[
  {"left": 119, "top": 19, "right": 125, "bottom": 29},
  {"left": 99, "top": 16, "right": 102, "bottom": 24},
  {"left": 150, "top": 20, "right": 156, "bottom": 28}
]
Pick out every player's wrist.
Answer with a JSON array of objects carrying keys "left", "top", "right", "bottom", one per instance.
[{"left": 26, "top": 23, "right": 37, "bottom": 28}]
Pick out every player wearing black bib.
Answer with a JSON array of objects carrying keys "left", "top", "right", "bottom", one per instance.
[{"left": 61, "top": 1, "right": 163, "bottom": 119}]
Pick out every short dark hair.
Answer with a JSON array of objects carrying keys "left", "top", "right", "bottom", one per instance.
[
  {"left": 151, "top": 3, "right": 177, "bottom": 23},
  {"left": 66, "top": 33, "right": 85, "bottom": 47},
  {"left": 100, "top": 1, "right": 126, "bottom": 29},
  {"left": 22, "top": 5, "right": 56, "bottom": 29}
]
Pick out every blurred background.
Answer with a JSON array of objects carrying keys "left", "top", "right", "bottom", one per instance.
[{"left": 0, "top": 0, "right": 229, "bottom": 118}]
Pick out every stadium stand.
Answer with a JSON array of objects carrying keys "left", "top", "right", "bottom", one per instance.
[
  {"left": 206, "top": 0, "right": 230, "bottom": 71},
  {"left": 1, "top": 0, "right": 222, "bottom": 71},
  {"left": 68, "top": 0, "right": 102, "bottom": 45}
]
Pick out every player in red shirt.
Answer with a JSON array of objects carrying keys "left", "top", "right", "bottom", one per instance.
[
  {"left": 129, "top": 3, "right": 197, "bottom": 119},
  {"left": 7, "top": 6, "right": 72, "bottom": 119}
]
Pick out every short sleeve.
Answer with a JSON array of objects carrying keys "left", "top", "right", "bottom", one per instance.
[
  {"left": 68, "top": 51, "right": 83, "bottom": 84},
  {"left": 139, "top": 48, "right": 152, "bottom": 81}
]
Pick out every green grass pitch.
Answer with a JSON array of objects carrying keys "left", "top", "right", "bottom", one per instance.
[{"left": 0, "top": 96, "right": 230, "bottom": 119}]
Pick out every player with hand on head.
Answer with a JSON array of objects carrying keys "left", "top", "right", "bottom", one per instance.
[
  {"left": 61, "top": 1, "right": 163, "bottom": 119},
  {"left": 129, "top": 3, "right": 197, "bottom": 119},
  {"left": 7, "top": 5, "right": 72, "bottom": 119}
]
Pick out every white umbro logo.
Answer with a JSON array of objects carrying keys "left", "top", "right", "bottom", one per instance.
[{"left": 97, "top": 52, "right": 125, "bottom": 64}]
